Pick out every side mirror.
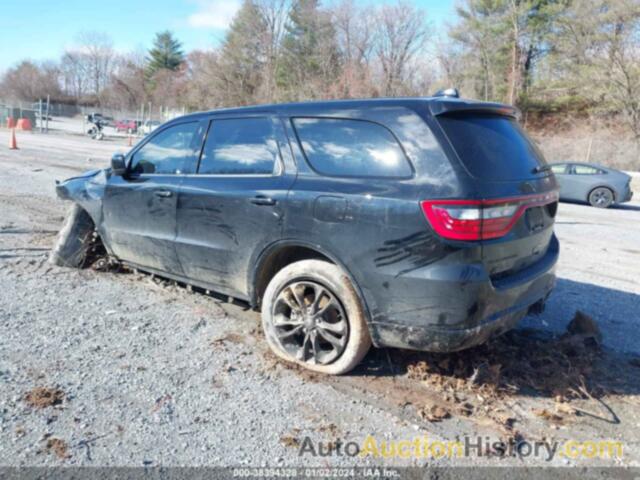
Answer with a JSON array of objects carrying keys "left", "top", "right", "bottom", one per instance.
[{"left": 111, "top": 153, "right": 127, "bottom": 176}]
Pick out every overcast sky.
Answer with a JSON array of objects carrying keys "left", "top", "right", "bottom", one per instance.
[{"left": 0, "top": 0, "right": 455, "bottom": 69}]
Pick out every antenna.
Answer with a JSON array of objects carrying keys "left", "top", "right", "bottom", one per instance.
[{"left": 433, "top": 88, "right": 460, "bottom": 98}]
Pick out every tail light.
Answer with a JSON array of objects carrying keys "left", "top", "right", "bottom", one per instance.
[{"left": 421, "top": 192, "right": 559, "bottom": 241}]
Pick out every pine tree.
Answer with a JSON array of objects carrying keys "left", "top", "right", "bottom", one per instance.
[
  {"left": 146, "top": 31, "right": 185, "bottom": 76},
  {"left": 277, "top": 0, "right": 340, "bottom": 99},
  {"left": 216, "top": 0, "right": 269, "bottom": 105},
  {"left": 450, "top": 0, "right": 563, "bottom": 105}
]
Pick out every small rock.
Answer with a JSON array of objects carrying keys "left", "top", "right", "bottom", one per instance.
[{"left": 567, "top": 310, "right": 602, "bottom": 345}]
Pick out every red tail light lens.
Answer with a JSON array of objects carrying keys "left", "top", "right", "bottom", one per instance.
[{"left": 421, "top": 192, "right": 559, "bottom": 241}]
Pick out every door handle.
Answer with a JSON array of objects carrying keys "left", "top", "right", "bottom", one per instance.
[
  {"left": 154, "top": 190, "right": 173, "bottom": 198},
  {"left": 250, "top": 196, "right": 276, "bottom": 206}
]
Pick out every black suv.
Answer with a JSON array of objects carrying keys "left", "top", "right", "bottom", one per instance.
[{"left": 52, "top": 96, "right": 559, "bottom": 374}]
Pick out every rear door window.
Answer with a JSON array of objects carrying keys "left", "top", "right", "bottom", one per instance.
[
  {"left": 292, "top": 117, "right": 412, "bottom": 178},
  {"left": 437, "top": 114, "right": 547, "bottom": 181},
  {"left": 130, "top": 122, "right": 200, "bottom": 175},
  {"left": 198, "top": 117, "right": 278, "bottom": 175}
]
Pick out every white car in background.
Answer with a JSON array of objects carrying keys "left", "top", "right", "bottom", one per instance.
[{"left": 140, "top": 120, "right": 161, "bottom": 135}]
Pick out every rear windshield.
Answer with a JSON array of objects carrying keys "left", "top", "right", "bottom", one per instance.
[{"left": 437, "top": 114, "right": 547, "bottom": 181}]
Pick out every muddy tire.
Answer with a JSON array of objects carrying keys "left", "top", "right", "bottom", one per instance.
[
  {"left": 261, "top": 260, "right": 371, "bottom": 375},
  {"left": 49, "top": 204, "right": 95, "bottom": 268}
]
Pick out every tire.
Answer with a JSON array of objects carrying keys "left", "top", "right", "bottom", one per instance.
[
  {"left": 588, "top": 187, "right": 614, "bottom": 208},
  {"left": 261, "top": 260, "right": 372, "bottom": 375},
  {"left": 49, "top": 204, "right": 95, "bottom": 268}
]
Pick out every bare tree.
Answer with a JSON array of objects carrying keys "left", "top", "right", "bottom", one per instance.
[
  {"left": 551, "top": 0, "right": 640, "bottom": 141},
  {"left": 76, "top": 31, "right": 116, "bottom": 96},
  {"left": 373, "top": 1, "right": 430, "bottom": 96},
  {"left": 182, "top": 50, "right": 222, "bottom": 109},
  {"left": 60, "top": 51, "right": 90, "bottom": 98},
  {"left": 0, "top": 61, "right": 63, "bottom": 102},
  {"left": 255, "top": 0, "right": 290, "bottom": 102},
  {"left": 102, "top": 51, "right": 148, "bottom": 110},
  {"left": 59, "top": 32, "right": 116, "bottom": 101},
  {"left": 331, "top": 0, "right": 377, "bottom": 97},
  {"left": 434, "top": 39, "right": 467, "bottom": 92}
]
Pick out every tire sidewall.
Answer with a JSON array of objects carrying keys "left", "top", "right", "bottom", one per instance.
[
  {"left": 49, "top": 204, "right": 95, "bottom": 268},
  {"left": 261, "top": 259, "right": 371, "bottom": 375}
]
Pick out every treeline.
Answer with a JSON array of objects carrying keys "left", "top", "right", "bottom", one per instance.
[{"left": 1, "top": 0, "right": 639, "bottom": 140}]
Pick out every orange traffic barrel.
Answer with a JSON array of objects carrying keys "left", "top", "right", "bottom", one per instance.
[{"left": 16, "top": 118, "right": 32, "bottom": 131}]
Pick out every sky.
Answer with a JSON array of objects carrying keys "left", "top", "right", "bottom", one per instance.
[{"left": 0, "top": 0, "right": 455, "bottom": 70}]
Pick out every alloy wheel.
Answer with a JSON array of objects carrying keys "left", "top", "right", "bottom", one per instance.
[
  {"left": 590, "top": 187, "right": 613, "bottom": 207},
  {"left": 271, "top": 281, "right": 349, "bottom": 365}
]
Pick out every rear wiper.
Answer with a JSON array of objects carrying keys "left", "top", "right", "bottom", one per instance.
[{"left": 532, "top": 164, "right": 553, "bottom": 174}]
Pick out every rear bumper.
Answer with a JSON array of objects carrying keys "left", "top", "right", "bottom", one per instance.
[{"left": 369, "top": 235, "right": 559, "bottom": 352}]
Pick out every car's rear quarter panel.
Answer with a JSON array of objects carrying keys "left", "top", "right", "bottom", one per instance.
[{"left": 279, "top": 104, "right": 477, "bottom": 345}]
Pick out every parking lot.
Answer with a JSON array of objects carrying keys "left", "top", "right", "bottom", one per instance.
[{"left": 0, "top": 128, "right": 639, "bottom": 468}]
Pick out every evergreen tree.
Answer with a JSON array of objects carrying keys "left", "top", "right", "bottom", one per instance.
[
  {"left": 450, "top": 0, "right": 563, "bottom": 105},
  {"left": 146, "top": 31, "right": 185, "bottom": 76},
  {"left": 216, "top": 0, "right": 269, "bottom": 105},
  {"left": 277, "top": 0, "right": 340, "bottom": 99}
]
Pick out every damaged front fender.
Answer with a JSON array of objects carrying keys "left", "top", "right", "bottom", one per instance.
[{"left": 55, "top": 168, "right": 109, "bottom": 228}]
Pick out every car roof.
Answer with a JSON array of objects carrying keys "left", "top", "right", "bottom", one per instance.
[{"left": 169, "top": 96, "right": 518, "bottom": 122}]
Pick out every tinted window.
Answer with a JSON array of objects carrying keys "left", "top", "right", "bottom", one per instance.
[
  {"left": 199, "top": 118, "right": 278, "bottom": 175},
  {"left": 551, "top": 164, "right": 567, "bottom": 174},
  {"left": 292, "top": 118, "right": 412, "bottom": 178},
  {"left": 573, "top": 165, "right": 603, "bottom": 175},
  {"left": 437, "top": 114, "right": 547, "bottom": 181},
  {"left": 130, "top": 122, "right": 199, "bottom": 175}
]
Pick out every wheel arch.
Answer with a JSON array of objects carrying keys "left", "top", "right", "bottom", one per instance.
[
  {"left": 55, "top": 170, "right": 108, "bottom": 231},
  {"left": 249, "top": 240, "right": 372, "bottom": 325}
]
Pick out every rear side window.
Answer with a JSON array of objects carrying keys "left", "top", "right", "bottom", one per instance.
[
  {"left": 437, "top": 114, "right": 547, "bottom": 181},
  {"left": 573, "top": 165, "right": 604, "bottom": 175},
  {"left": 292, "top": 117, "right": 412, "bottom": 178},
  {"left": 130, "top": 122, "right": 199, "bottom": 175},
  {"left": 199, "top": 118, "right": 278, "bottom": 175}
]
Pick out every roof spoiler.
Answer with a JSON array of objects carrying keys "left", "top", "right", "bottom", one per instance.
[{"left": 429, "top": 99, "right": 520, "bottom": 119}]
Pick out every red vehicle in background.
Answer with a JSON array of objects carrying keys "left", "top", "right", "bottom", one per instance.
[{"left": 114, "top": 119, "right": 140, "bottom": 134}]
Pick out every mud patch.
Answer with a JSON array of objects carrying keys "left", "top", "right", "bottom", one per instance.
[
  {"left": 211, "top": 332, "right": 247, "bottom": 347},
  {"left": 44, "top": 437, "right": 71, "bottom": 459},
  {"left": 24, "top": 387, "right": 65, "bottom": 409},
  {"left": 280, "top": 433, "right": 301, "bottom": 448},
  {"left": 418, "top": 405, "right": 451, "bottom": 422}
]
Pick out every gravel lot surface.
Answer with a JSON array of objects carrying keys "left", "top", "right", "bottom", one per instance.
[{"left": 0, "top": 128, "right": 639, "bottom": 469}]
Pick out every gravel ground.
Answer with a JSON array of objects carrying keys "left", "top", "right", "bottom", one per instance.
[{"left": 0, "top": 128, "right": 639, "bottom": 469}]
